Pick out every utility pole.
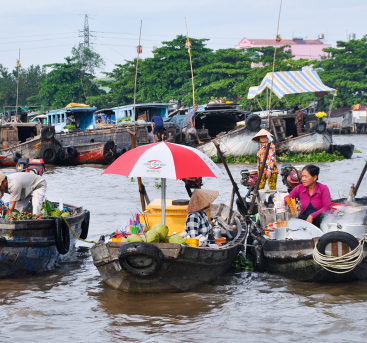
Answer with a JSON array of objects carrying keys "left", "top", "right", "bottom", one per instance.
[{"left": 15, "top": 49, "right": 20, "bottom": 116}]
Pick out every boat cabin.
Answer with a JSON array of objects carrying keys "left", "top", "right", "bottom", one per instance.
[
  {"left": 112, "top": 103, "right": 169, "bottom": 123},
  {"left": 46, "top": 107, "right": 97, "bottom": 133},
  {"left": 0, "top": 123, "right": 41, "bottom": 148}
]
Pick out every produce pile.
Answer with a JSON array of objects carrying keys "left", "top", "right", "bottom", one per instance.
[
  {"left": 4, "top": 200, "right": 71, "bottom": 221},
  {"left": 119, "top": 224, "right": 187, "bottom": 245}
]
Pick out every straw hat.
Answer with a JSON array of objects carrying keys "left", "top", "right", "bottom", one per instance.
[
  {"left": 186, "top": 189, "right": 219, "bottom": 213},
  {"left": 252, "top": 129, "right": 274, "bottom": 143},
  {"left": 0, "top": 173, "right": 5, "bottom": 184}
]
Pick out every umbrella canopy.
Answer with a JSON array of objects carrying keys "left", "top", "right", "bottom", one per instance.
[
  {"left": 247, "top": 70, "right": 337, "bottom": 100},
  {"left": 103, "top": 142, "right": 222, "bottom": 225},
  {"left": 103, "top": 142, "right": 222, "bottom": 179}
]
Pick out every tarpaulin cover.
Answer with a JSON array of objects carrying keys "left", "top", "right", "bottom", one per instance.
[{"left": 247, "top": 71, "right": 337, "bottom": 100}]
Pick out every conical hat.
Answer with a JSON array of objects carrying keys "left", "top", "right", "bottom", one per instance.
[
  {"left": 252, "top": 129, "right": 274, "bottom": 143},
  {"left": 186, "top": 189, "right": 219, "bottom": 213}
]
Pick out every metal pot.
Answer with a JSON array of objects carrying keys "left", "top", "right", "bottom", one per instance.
[{"left": 326, "top": 222, "right": 367, "bottom": 239}]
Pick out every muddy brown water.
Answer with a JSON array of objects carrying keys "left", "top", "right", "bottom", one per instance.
[{"left": 0, "top": 135, "right": 366, "bottom": 342}]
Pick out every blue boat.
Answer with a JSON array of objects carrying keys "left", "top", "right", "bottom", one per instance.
[{"left": 0, "top": 203, "right": 87, "bottom": 278}]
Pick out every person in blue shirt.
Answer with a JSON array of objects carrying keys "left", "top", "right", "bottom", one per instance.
[
  {"left": 187, "top": 105, "right": 204, "bottom": 144},
  {"left": 151, "top": 113, "right": 164, "bottom": 142}
]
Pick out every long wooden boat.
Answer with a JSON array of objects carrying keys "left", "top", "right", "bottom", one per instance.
[
  {"left": 276, "top": 130, "right": 332, "bottom": 154},
  {"left": 91, "top": 203, "right": 247, "bottom": 293},
  {"left": 57, "top": 141, "right": 116, "bottom": 165},
  {"left": 0, "top": 203, "right": 88, "bottom": 278},
  {"left": 196, "top": 126, "right": 259, "bottom": 159}
]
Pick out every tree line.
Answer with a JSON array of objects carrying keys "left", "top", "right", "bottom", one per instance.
[{"left": 1, "top": 35, "right": 366, "bottom": 112}]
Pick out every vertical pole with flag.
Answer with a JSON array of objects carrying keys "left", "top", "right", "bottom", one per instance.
[
  {"left": 15, "top": 49, "right": 20, "bottom": 117},
  {"left": 185, "top": 18, "right": 195, "bottom": 106}
]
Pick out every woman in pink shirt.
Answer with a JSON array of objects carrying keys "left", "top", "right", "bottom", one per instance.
[{"left": 285, "top": 165, "right": 331, "bottom": 228}]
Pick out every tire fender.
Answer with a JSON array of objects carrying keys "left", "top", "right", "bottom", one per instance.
[
  {"left": 118, "top": 242, "right": 163, "bottom": 277},
  {"left": 41, "top": 126, "right": 56, "bottom": 140},
  {"left": 58, "top": 149, "right": 66, "bottom": 161},
  {"left": 79, "top": 209, "right": 90, "bottom": 240},
  {"left": 54, "top": 217, "right": 70, "bottom": 255},
  {"left": 40, "top": 146, "right": 57, "bottom": 164},
  {"left": 103, "top": 151, "right": 114, "bottom": 164},
  {"left": 316, "top": 120, "right": 327, "bottom": 134},
  {"left": 246, "top": 114, "right": 261, "bottom": 131},
  {"left": 13, "top": 152, "right": 22, "bottom": 163},
  {"left": 104, "top": 140, "right": 115, "bottom": 151},
  {"left": 67, "top": 146, "right": 78, "bottom": 158},
  {"left": 317, "top": 231, "right": 359, "bottom": 255}
]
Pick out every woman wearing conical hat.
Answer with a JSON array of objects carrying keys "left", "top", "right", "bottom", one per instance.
[
  {"left": 185, "top": 189, "right": 219, "bottom": 238},
  {"left": 252, "top": 129, "right": 278, "bottom": 190}
]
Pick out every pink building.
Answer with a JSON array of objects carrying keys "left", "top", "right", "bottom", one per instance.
[{"left": 235, "top": 37, "right": 331, "bottom": 60}]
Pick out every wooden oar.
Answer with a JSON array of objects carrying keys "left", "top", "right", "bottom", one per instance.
[{"left": 353, "top": 160, "right": 367, "bottom": 197}]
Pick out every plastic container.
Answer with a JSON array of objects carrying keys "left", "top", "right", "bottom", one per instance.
[
  {"left": 215, "top": 237, "right": 226, "bottom": 246},
  {"left": 186, "top": 238, "right": 199, "bottom": 247}
]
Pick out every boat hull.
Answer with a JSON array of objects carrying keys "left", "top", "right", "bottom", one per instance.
[
  {"left": 58, "top": 142, "right": 116, "bottom": 165},
  {"left": 0, "top": 205, "right": 85, "bottom": 278},
  {"left": 263, "top": 238, "right": 367, "bottom": 283},
  {"left": 197, "top": 126, "right": 259, "bottom": 158},
  {"left": 276, "top": 131, "right": 332, "bottom": 154},
  {"left": 91, "top": 241, "right": 243, "bottom": 293}
]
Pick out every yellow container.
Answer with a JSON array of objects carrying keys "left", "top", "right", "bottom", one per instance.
[
  {"left": 142, "top": 199, "right": 211, "bottom": 236},
  {"left": 186, "top": 238, "right": 199, "bottom": 247},
  {"left": 112, "top": 237, "right": 122, "bottom": 242}
]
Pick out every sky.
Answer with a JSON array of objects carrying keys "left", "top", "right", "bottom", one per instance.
[{"left": 1, "top": 0, "right": 367, "bottom": 77}]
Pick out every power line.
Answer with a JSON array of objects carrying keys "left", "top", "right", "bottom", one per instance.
[
  {"left": 0, "top": 36, "right": 79, "bottom": 45},
  {"left": 0, "top": 44, "right": 75, "bottom": 53},
  {"left": 0, "top": 32, "right": 78, "bottom": 40}
]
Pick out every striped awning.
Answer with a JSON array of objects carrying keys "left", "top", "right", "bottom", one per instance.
[{"left": 247, "top": 71, "right": 337, "bottom": 100}]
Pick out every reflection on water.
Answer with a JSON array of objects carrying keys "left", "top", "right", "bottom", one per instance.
[{"left": 0, "top": 135, "right": 366, "bottom": 342}]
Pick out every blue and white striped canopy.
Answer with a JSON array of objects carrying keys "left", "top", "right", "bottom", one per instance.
[{"left": 247, "top": 71, "right": 337, "bottom": 99}]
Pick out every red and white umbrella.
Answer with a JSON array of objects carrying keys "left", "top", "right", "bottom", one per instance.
[{"left": 103, "top": 142, "right": 222, "bottom": 224}]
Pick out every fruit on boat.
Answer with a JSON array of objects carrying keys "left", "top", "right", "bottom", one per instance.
[
  {"left": 168, "top": 235, "right": 187, "bottom": 244},
  {"left": 145, "top": 229, "right": 159, "bottom": 243},
  {"left": 151, "top": 224, "right": 169, "bottom": 241},
  {"left": 128, "top": 234, "right": 143, "bottom": 242}
]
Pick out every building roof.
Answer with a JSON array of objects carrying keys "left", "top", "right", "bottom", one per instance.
[
  {"left": 246, "top": 39, "right": 323, "bottom": 45},
  {"left": 329, "top": 106, "right": 352, "bottom": 118}
]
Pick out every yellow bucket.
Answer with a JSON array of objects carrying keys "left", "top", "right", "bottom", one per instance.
[{"left": 186, "top": 238, "right": 199, "bottom": 247}]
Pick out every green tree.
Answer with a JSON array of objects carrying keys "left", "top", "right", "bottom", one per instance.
[
  {"left": 36, "top": 45, "right": 105, "bottom": 109},
  {"left": 315, "top": 36, "right": 367, "bottom": 109}
]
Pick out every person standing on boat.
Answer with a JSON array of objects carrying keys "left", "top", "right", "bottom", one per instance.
[
  {"left": 151, "top": 113, "right": 164, "bottom": 143},
  {"left": 187, "top": 105, "right": 204, "bottom": 144},
  {"left": 284, "top": 165, "right": 331, "bottom": 228},
  {"left": 252, "top": 129, "right": 278, "bottom": 190},
  {"left": 0, "top": 172, "right": 47, "bottom": 215},
  {"left": 294, "top": 106, "right": 306, "bottom": 135},
  {"left": 185, "top": 189, "right": 219, "bottom": 238}
]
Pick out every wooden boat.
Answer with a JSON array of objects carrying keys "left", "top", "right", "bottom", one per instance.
[
  {"left": 276, "top": 130, "right": 332, "bottom": 154},
  {"left": 0, "top": 203, "right": 88, "bottom": 278},
  {"left": 57, "top": 141, "right": 116, "bottom": 165},
  {"left": 0, "top": 124, "right": 62, "bottom": 167},
  {"left": 91, "top": 202, "right": 248, "bottom": 293}
]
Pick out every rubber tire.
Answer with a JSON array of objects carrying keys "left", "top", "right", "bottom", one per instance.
[
  {"left": 54, "top": 217, "right": 70, "bottom": 255},
  {"left": 103, "top": 151, "right": 114, "bottom": 164},
  {"left": 115, "top": 149, "right": 122, "bottom": 158},
  {"left": 118, "top": 242, "right": 163, "bottom": 277},
  {"left": 104, "top": 140, "right": 115, "bottom": 151},
  {"left": 79, "top": 209, "right": 90, "bottom": 240},
  {"left": 252, "top": 245, "right": 267, "bottom": 272},
  {"left": 337, "top": 144, "right": 354, "bottom": 159},
  {"left": 40, "top": 146, "right": 57, "bottom": 164},
  {"left": 41, "top": 126, "right": 55, "bottom": 140},
  {"left": 236, "top": 197, "right": 248, "bottom": 217},
  {"left": 246, "top": 114, "right": 261, "bottom": 131},
  {"left": 58, "top": 149, "right": 66, "bottom": 161},
  {"left": 13, "top": 152, "right": 22, "bottom": 163},
  {"left": 67, "top": 146, "right": 78, "bottom": 158},
  {"left": 316, "top": 120, "right": 327, "bottom": 134},
  {"left": 317, "top": 231, "right": 359, "bottom": 255},
  {"left": 174, "top": 132, "right": 186, "bottom": 144}
]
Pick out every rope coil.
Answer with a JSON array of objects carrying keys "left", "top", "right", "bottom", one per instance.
[{"left": 313, "top": 238, "right": 365, "bottom": 274}]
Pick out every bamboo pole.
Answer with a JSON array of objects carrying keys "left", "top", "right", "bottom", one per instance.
[
  {"left": 133, "top": 20, "right": 142, "bottom": 130},
  {"left": 15, "top": 49, "right": 20, "bottom": 116},
  {"left": 267, "top": 0, "right": 283, "bottom": 126},
  {"left": 185, "top": 18, "right": 195, "bottom": 105}
]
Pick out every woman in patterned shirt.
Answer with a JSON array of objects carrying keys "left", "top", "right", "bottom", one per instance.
[
  {"left": 185, "top": 189, "right": 219, "bottom": 238},
  {"left": 252, "top": 129, "right": 278, "bottom": 190}
]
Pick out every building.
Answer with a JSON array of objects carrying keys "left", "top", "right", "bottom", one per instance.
[{"left": 235, "top": 36, "right": 331, "bottom": 60}]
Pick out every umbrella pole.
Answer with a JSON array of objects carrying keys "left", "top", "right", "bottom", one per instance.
[
  {"left": 161, "top": 178, "right": 166, "bottom": 225},
  {"left": 127, "top": 130, "right": 147, "bottom": 211}
]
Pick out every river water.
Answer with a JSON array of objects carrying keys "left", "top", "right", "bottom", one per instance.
[{"left": 0, "top": 135, "right": 366, "bottom": 343}]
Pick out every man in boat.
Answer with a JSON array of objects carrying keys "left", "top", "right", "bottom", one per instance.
[
  {"left": 284, "top": 165, "right": 331, "bottom": 228},
  {"left": 0, "top": 172, "right": 47, "bottom": 215},
  {"left": 294, "top": 106, "right": 306, "bottom": 135},
  {"left": 187, "top": 105, "right": 204, "bottom": 144},
  {"left": 151, "top": 113, "right": 164, "bottom": 143},
  {"left": 252, "top": 129, "right": 278, "bottom": 190},
  {"left": 185, "top": 189, "right": 218, "bottom": 238}
]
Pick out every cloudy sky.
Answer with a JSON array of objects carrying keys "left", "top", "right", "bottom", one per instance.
[{"left": 1, "top": 0, "right": 366, "bottom": 76}]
